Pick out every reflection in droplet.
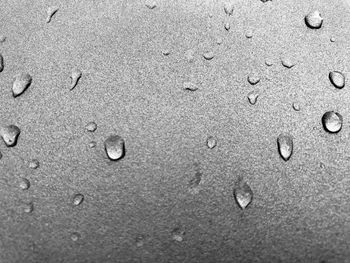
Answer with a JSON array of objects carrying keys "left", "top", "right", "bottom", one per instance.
[
  {"left": 0, "top": 125, "right": 21, "bottom": 147},
  {"left": 224, "top": 2, "right": 234, "bottom": 16},
  {"left": 46, "top": 6, "right": 59, "bottom": 23},
  {"left": 19, "top": 178, "right": 30, "bottom": 190},
  {"left": 72, "top": 193, "right": 84, "bottom": 206},
  {"left": 71, "top": 232, "right": 81, "bottom": 242},
  {"left": 183, "top": 81, "right": 198, "bottom": 91},
  {"left": 85, "top": 122, "right": 97, "bottom": 132},
  {"left": 305, "top": 10, "right": 323, "bottom": 29},
  {"left": 234, "top": 179, "right": 253, "bottom": 209},
  {"left": 12, "top": 73, "right": 32, "bottom": 97},
  {"left": 203, "top": 51, "right": 214, "bottom": 60},
  {"left": 29, "top": 159, "right": 40, "bottom": 169},
  {"left": 322, "top": 111, "right": 343, "bottom": 133},
  {"left": 206, "top": 136, "right": 217, "bottom": 149},
  {"left": 104, "top": 135, "right": 126, "bottom": 161},
  {"left": 70, "top": 68, "right": 82, "bottom": 90},
  {"left": 247, "top": 75, "right": 260, "bottom": 85},
  {"left": 247, "top": 91, "right": 259, "bottom": 105},
  {"left": 329, "top": 71, "right": 345, "bottom": 89},
  {"left": 277, "top": 133, "right": 293, "bottom": 161}
]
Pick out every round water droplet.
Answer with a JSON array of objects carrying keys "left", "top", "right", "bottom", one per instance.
[
  {"left": 72, "top": 193, "right": 84, "bottom": 206},
  {"left": 292, "top": 102, "right": 300, "bottom": 111},
  {"left": 183, "top": 81, "right": 198, "bottom": 91},
  {"left": 305, "top": 10, "right": 323, "bottom": 29},
  {"left": 203, "top": 51, "right": 214, "bottom": 60},
  {"left": 245, "top": 30, "right": 253, "bottom": 38},
  {"left": 162, "top": 49, "right": 170, "bottom": 56},
  {"left": 89, "top": 141, "right": 97, "bottom": 148},
  {"left": 23, "top": 202, "right": 34, "bottom": 213},
  {"left": 85, "top": 121, "right": 97, "bottom": 132},
  {"left": 12, "top": 73, "right": 32, "bottom": 97},
  {"left": 29, "top": 159, "right": 40, "bottom": 169},
  {"left": 277, "top": 133, "right": 293, "bottom": 161},
  {"left": 329, "top": 71, "right": 345, "bottom": 89},
  {"left": 330, "top": 37, "right": 335, "bottom": 42},
  {"left": 224, "top": 22, "right": 230, "bottom": 31},
  {"left": 322, "top": 111, "right": 342, "bottom": 133},
  {"left": 247, "top": 91, "right": 259, "bottom": 105},
  {"left": 0, "top": 125, "right": 20, "bottom": 147},
  {"left": 104, "top": 135, "right": 125, "bottom": 161},
  {"left": 0, "top": 53, "right": 4, "bottom": 72},
  {"left": 206, "top": 136, "right": 217, "bottom": 149},
  {"left": 281, "top": 58, "right": 295, "bottom": 68},
  {"left": 70, "top": 232, "right": 81, "bottom": 242},
  {"left": 19, "top": 178, "right": 30, "bottom": 190},
  {"left": 234, "top": 180, "right": 253, "bottom": 209},
  {"left": 265, "top": 59, "right": 273, "bottom": 66},
  {"left": 247, "top": 75, "right": 260, "bottom": 85},
  {"left": 224, "top": 2, "right": 234, "bottom": 15},
  {"left": 145, "top": 1, "right": 156, "bottom": 9}
]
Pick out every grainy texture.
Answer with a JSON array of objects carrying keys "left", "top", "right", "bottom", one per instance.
[{"left": 0, "top": 0, "right": 350, "bottom": 262}]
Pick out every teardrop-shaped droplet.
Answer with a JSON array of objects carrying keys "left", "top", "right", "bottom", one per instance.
[
  {"left": 224, "top": 22, "right": 230, "bottom": 31},
  {"left": 206, "top": 136, "right": 217, "bottom": 149},
  {"left": 0, "top": 125, "right": 20, "bottom": 147},
  {"left": 104, "top": 135, "right": 125, "bottom": 161},
  {"left": 85, "top": 121, "right": 97, "bottom": 132},
  {"left": 305, "top": 10, "right": 323, "bottom": 29},
  {"left": 281, "top": 58, "right": 295, "bottom": 68},
  {"left": 203, "top": 51, "right": 214, "bottom": 60},
  {"left": 19, "top": 178, "right": 30, "bottom": 190},
  {"left": 245, "top": 30, "right": 253, "bottom": 38},
  {"left": 224, "top": 2, "right": 234, "bottom": 15},
  {"left": 12, "top": 73, "right": 32, "bottom": 97},
  {"left": 46, "top": 6, "right": 59, "bottom": 23},
  {"left": 329, "top": 71, "right": 345, "bottom": 89},
  {"left": 292, "top": 102, "right": 300, "bottom": 111},
  {"left": 29, "top": 159, "right": 40, "bottom": 169},
  {"left": 70, "top": 68, "right": 82, "bottom": 90},
  {"left": 234, "top": 179, "right": 253, "bottom": 209},
  {"left": 70, "top": 232, "right": 81, "bottom": 242},
  {"left": 23, "top": 201, "right": 34, "bottom": 213},
  {"left": 247, "top": 91, "right": 259, "bottom": 105},
  {"left": 322, "top": 111, "right": 343, "bottom": 133},
  {"left": 277, "top": 133, "right": 293, "bottom": 161},
  {"left": 72, "top": 193, "right": 84, "bottom": 206},
  {"left": 0, "top": 53, "right": 4, "bottom": 72},
  {"left": 183, "top": 81, "right": 198, "bottom": 91},
  {"left": 247, "top": 75, "right": 260, "bottom": 85}
]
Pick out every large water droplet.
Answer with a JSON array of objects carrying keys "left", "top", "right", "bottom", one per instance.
[
  {"left": 46, "top": 6, "right": 59, "bottom": 23},
  {"left": 305, "top": 11, "right": 323, "bottom": 29},
  {"left": 224, "top": 2, "right": 234, "bottom": 15},
  {"left": 247, "top": 74, "right": 260, "bottom": 85},
  {"left": 104, "top": 135, "right": 125, "bottom": 161},
  {"left": 72, "top": 193, "right": 84, "bottom": 206},
  {"left": 23, "top": 201, "right": 34, "bottom": 213},
  {"left": 0, "top": 125, "right": 20, "bottom": 147},
  {"left": 0, "top": 53, "right": 4, "bottom": 72},
  {"left": 234, "top": 179, "right": 253, "bottom": 209},
  {"left": 85, "top": 121, "right": 97, "bottom": 132},
  {"left": 206, "top": 136, "right": 217, "bottom": 149},
  {"left": 322, "top": 111, "right": 343, "bottom": 133},
  {"left": 70, "top": 232, "right": 81, "bottom": 242},
  {"left": 247, "top": 91, "right": 259, "bottom": 105},
  {"left": 29, "top": 159, "right": 40, "bottom": 169},
  {"left": 203, "top": 51, "right": 214, "bottom": 60},
  {"left": 277, "top": 133, "right": 293, "bottom": 161},
  {"left": 329, "top": 71, "right": 345, "bottom": 89},
  {"left": 12, "top": 73, "right": 32, "bottom": 97},
  {"left": 19, "top": 178, "right": 30, "bottom": 190},
  {"left": 183, "top": 81, "right": 198, "bottom": 91},
  {"left": 70, "top": 68, "right": 82, "bottom": 90}
]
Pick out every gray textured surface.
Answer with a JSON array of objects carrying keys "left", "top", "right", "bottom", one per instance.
[{"left": 0, "top": 0, "right": 350, "bottom": 262}]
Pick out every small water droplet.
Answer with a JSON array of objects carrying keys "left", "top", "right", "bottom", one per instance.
[
  {"left": 247, "top": 91, "right": 259, "bottom": 105},
  {"left": 292, "top": 102, "right": 300, "bottom": 111},
  {"left": 245, "top": 30, "right": 253, "bottom": 38},
  {"left": 305, "top": 10, "right": 323, "bottom": 29},
  {"left": 216, "top": 37, "right": 223, "bottom": 45},
  {"left": 224, "top": 22, "right": 230, "bottom": 31},
  {"left": 330, "top": 37, "right": 335, "bottom": 42},
  {"left": 234, "top": 179, "right": 253, "bottom": 209},
  {"left": 135, "top": 235, "right": 145, "bottom": 247},
  {"left": 12, "top": 73, "right": 32, "bottom": 97},
  {"left": 247, "top": 75, "right": 260, "bottom": 85},
  {"left": 70, "top": 232, "right": 81, "bottom": 242},
  {"left": 171, "top": 227, "right": 185, "bottom": 242},
  {"left": 0, "top": 53, "right": 4, "bottom": 72},
  {"left": 206, "top": 136, "right": 217, "bottom": 149},
  {"left": 329, "top": 71, "right": 345, "bottom": 89},
  {"left": 265, "top": 59, "right": 273, "bottom": 66},
  {"left": 281, "top": 58, "right": 295, "bottom": 68},
  {"left": 72, "top": 193, "right": 84, "bottom": 206},
  {"left": 0, "top": 35, "right": 6, "bottom": 43},
  {"left": 70, "top": 68, "right": 82, "bottom": 90},
  {"left": 46, "top": 6, "right": 59, "bottom": 23},
  {"left": 203, "top": 51, "right": 214, "bottom": 60},
  {"left": 23, "top": 202, "right": 34, "bottom": 213},
  {"left": 322, "top": 111, "right": 343, "bottom": 133},
  {"left": 104, "top": 134, "right": 126, "bottom": 161},
  {"left": 89, "top": 141, "right": 97, "bottom": 148},
  {"left": 162, "top": 49, "right": 170, "bottom": 56},
  {"left": 277, "top": 133, "right": 293, "bottom": 161},
  {"left": 224, "top": 2, "right": 234, "bottom": 15},
  {"left": 29, "top": 159, "right": 40, "bottom": 169},
  {"left": 183, "top": 81, "right": 198, "bottom": 91},
  {"left": 0, "top": 125, "right": 20, "bottom": 147},
  {"left": 85, "top": 121, "right": 97, "bottom": 132},
  {"left": 19, "top": 178, "right": 30, "bottom": 190},
  {"left": 145, "top": 0, "right": 156, "bottom": 9}
]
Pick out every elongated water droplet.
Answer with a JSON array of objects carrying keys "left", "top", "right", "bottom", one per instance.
[
  {"left": 85, "top": 122, "right": 97, "bottom": 132},
  {"left": 70, "top": 68, "right": 82, "bottom": 90},
  {"left": 224, "top": 2, "right": 234, "bottom": 15},
  {"left": 281, "top": 58, "right": 295, "bottom": 68},
  {"left": 0, "top": 53, "right": 4, "bottom": 72},
  {"left": 247, "top": 74, "right": 260, "bottom": 85},
  {"left": 104, "top": 135, "right": 125, "bottom": 161},
  {"left": 234, "top": 179, "right": 253, "bottom": 209},
  {"left": 206, "top": 136, "right": 217, "bottom": 149},
  {"left": 12, "top": 73, "right": 32, "bottom": 97},
  {"left": 203, "top": 51, "right": 214, "bottom": 60},
  {"left": 46, "top": 6, "right": 59, "bottom": 23},
  {"left": 224, "top": 22, "right": 230, "bottom": 31},
  {"left": 245, "top": 30, "right": 253, "bottom": 38},
  {"left": 23, "top": 201, "right": 34, "bottom": 213},
  {"left": 0, "top": 125, "right": 20, "bottom": 147},
  {"left": 329, "top": 71, "right": 345, "bottom": 89},
  {"left": 19, "top": 178, "right": 30, "bottom": 190},
  {"left": 305, "top": 10, "right": 323, "bottom": 29},
  {"left": 89, "top": 141, "right": 97, "bottom": 148},
  {"left": 292, "top": 102, "right": 300, "bottom": 111},
  {"left": 70, "top": 232, "right": 81, "bottom": 242},
  {"left": 0, "top": 35, "right": 6, "bottom": 43},
  {"left": 277, "top": 133, "right": 293, "bottom": 161},
  {"left": 261, "top": 0, "right": 272, "bottom": 2},
  {"left": 72, "top": 193, "right": 84, "bottom": 206},
  {"left": 183, "top": 81, "right": 198, "bottom": 91},
  {"left": 322, "top": 111, "right": 342, "bottom": 133},
  {"left": 29, "top": 159, "right": 40, "bottom": 169},
  {"left": 247, "top": 91, "right": 259, "bottom": 105}
]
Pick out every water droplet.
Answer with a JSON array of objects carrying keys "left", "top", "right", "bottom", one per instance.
[
  {"left": 89, "top": 141, "right": 97, "bottom": 148},
  {"left": 70, "top": 232, "right": 81, "bottom": 242},
  {"left": 320, "top": 162, "right": 326, "bottom": 169},
  {"left": 247, "top": 91, "right": 259, "bottom": 105},
  {"left": 171, "top": 227, "right": 185, "bottom": 242},
  {"left": 224, "top": 2, "right": 234, "bottom": 15},
  {"left": 189, "top": 171, "right": 202, "bottom": 188},
  {"left": 322, "top": 111, "right": 343, "bottom": 133},
  {"left": 184, "top": 49, "right": 195, "bottom": 62},
  {"left": 0, "top": 53, "right": 4, "bottom": 72},
  {"left": 305, "top": 10, "right": 323, "bottom": 29},
  {"left": 203, "top": 51, "right": 214, "bottom": 60},
  {"left": 292, "top": 102, "right": 300, "bottom": 111},
  {"left": 208, "top": 13, "right": 213, "bottom": 18},
  {"left": 162, "top": 49, "right": 170, "bottom": 56},
  {"left": 23, "top": 202, "right": 34, "bottom": 213},
  {"left": 72, "top": 193, "right": 84, "bottom": 206},
  {"left": 224, "top": 22, "right": 230, "bottom": 31},
  {"left": 216, "top": 37, "right": 223, "bottom": 45},
  {"left": 0, "top": 35, "right": 6, "bottom": 43},
  {"left": 183, "top": 81, "right": 198, "bottom": 91},
  {"left": 277, "top": 133, "right": 293, "bottom": 161},
  {"left": 145, "top": 0, "right": 156, "bottom": 9},
  {"left": 12, "top": 73, "right": 32, "bottom": 97},
  {"left": 281, "top": 58, "right": 295, "bottom": 68},
  {"left": 46, "top": 6, "right": 59, "bottom": 23},
  {"left": 329, "top": 71, "right": 345, "bottom": 89},
  {"left": 85, "top": 121, "right": 97, "bottom": 132},
  {"left": 245, "top": 30, "right": 253, "bottom": 38},
  {"left": 29, "top": 159, "right": 40, "bottom": 169},
  {"left": 70, "top": 68, "right": 82, "bottom": 90},
  {"left": 104, "top": 135, "right": 126, "bottom": 161},
  {"left": 261, "top": 0, "right": 272, "bottom": 2},
  {"left": 247, "top": 74, "right": 260, "bottom": 85},
  {"left": 19, "top": 178, "right": 30, "bottom": 190},
  {"left": 234, "top": 179, "right": 253, "bottom": 209},
  {"left": 330, "top": 37, "right": 335, "bottom": 42},
  {"left": 135, "top": 235, "right": 145, "bottom": 247},
  {"left": 0, "top": 125, "right": 20, "bottom": 147},
  {"left": 206, "top": 136, "right": 217, "bottom": 149},
  {"left": 265, "top": 59, "right": 273, "bottom": 66},
  {"left": 0, "top": 150, "right": 2, "bottom": 160}
]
